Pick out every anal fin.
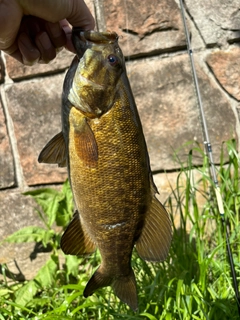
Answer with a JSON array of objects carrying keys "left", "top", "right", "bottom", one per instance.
[
  {"left": 135, "top": 196, "right": 172, "bottom": 262},
  {"left": 61, "top": 211, "right": 96, "bottom": 255},
  {"left": 38, "top": 132, "right": 66, "bottom": 167}
]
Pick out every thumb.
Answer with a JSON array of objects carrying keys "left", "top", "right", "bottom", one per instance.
[{"left": 19, "top": 0, "right": 95, "bottom": 29}]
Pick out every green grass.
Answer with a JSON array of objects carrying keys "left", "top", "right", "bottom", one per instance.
[{"left": 1, "top": 139, "right": 240, "bottom": 319}]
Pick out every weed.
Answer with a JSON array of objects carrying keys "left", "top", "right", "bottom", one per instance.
[{"left": 1, "top": 140, "right": 240, "bottom": 319}]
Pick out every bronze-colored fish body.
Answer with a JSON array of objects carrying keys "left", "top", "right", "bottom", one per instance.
[{"left": 38, "top": 30, "right": 172, "bottom": 311}]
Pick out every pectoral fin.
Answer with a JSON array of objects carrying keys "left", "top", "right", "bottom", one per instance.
[
  {"left": 73, "top": 119, "right": 98, "bottom": 164},
  {"left": 61, "top": 211, "right": 96, "bottom": 255},
  {"left": 135, "top": 196, "right": 172, "bottom": 262},
  {"left": 38, "top": 132, "right": 66, "bottom": 167}
]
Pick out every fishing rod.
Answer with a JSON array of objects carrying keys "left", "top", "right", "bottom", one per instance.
[{"left": 179, "top": 0, "right": 240, "bottom": 315}]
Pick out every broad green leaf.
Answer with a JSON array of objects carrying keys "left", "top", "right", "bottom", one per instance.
[
  {"left": 62, "top": 179, "right": 73, "bottom": 203},
  {"left": 46, "top": 193, "right": 63, "bottom": 227},
  {"left": 24, "top": 188, "right": 64, "bottom": 227},
  {"left": 4, "top": 226, "right": 49, "bottom": 244},
  {"left": 63, "top": 284, "right": 84, "bottom": 291},
  {"left": 15, "top": 256, "right": 58, "bottom": 306},
  {"left": 65, "top": 255, "right": 80, "bottom": 278},
  {"left": 35, "top": 255, "right": 58, "bottom": 287},
  {"left": 0, "top": 314, "right": 9, "bottom": 320},
  {"left": 0, "top": 288, "right": 11, "bottom": 296},
  {"left": 140, "top": 313, "right": 158, "bottom": 320},
  {"left": 15, "top": 280, "right": 38, "bottom": 306},
  {"left": 56, "top": 204, "right": 72, "bottom": 227},
  {"left": 42, "top": 229, "right": 55, "bottom": 247},
  {"left": 56, "top": 180, "right": 73, "bottom": 227},
  {"left": 0, "top": 308, "right": 12, "bottom": 317}
]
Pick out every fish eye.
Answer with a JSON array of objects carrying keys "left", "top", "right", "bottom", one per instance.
[{"left": 107, "top": 54, "right": 119, "bottom": 66}]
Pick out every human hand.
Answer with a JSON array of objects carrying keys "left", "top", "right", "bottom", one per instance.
[{"left": 0, "top": 0, "right": 95, "bottom": 65}]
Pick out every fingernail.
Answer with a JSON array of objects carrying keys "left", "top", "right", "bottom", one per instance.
[
  {"left": 22, "top": 56, "right": 39, "bottom": 66},
  {"left": 18, "top": 33, "right": 40, "bottom": 65},
  {"left": 19, "top": 32, "right": 38, "bottom": 53},
  {"left": 56, "top": 46, "right": 64, "bottom": 53},
  {"left": 38, "top": 32, "right": 52, "bottom": 50}
]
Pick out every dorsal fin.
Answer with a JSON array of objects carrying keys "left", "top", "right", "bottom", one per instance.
[
  {"left": 61, "top": 211, "right": 96, "bottom": 255},
  {"left": 135, "top": 196, "right": 172, "bottom": 262},
  {"left": 38, "top": 132, "right": 66, "bottom": 166}
]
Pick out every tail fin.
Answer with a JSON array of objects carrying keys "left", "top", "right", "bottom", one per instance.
[
  {"left": 112, "top": 268, "right": 138, "bottom": 311},
  {"left": 83, "top": 266, "right": 138, "bottom": 311}
]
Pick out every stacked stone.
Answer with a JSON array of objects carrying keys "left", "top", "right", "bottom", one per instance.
[{"left": 0, "top": 0, "right": 239, "bottom": 279}]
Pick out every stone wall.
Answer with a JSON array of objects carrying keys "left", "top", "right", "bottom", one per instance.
[{"left": 0, "top": 0, "right": 239, "bottom": 279}]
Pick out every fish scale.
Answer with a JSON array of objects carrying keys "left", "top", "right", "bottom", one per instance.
[
  {"left": 38, "top": 30, "right": 172, "bottom": 311},
  {"left": 69, "top": 99, "right": 148, "bottom": 243}
]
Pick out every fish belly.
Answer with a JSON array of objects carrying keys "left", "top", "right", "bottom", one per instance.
[{"left": 69, "top": 101, "right": 150, "bottom": 275}]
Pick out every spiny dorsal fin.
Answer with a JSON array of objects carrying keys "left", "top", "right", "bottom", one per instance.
[
  {"left": 61, "top": 211, "right": 96, "bottom": 255},
  {"left": 84, "top": 266, "right": 138, "bottom": 311},
  {"left": 135, "top": 196, "right": 172, "bottom": 262},
  {"left": 73, "top": 119, "right": 98, "bottom": 165},
  {"left": 38, "top": 132, "right": 66, "bottom": 166}
]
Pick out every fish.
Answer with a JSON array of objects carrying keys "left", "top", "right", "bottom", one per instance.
[{"left": 38, "top": 29, "right": 172, "bottom": 311}]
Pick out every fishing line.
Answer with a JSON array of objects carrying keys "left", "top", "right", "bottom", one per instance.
[{"left": 179, "top": 0, "right": 240, "bottom": 315}]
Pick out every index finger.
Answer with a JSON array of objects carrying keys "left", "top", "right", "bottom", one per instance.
[{"left": 19, "top": 0, "right": 95, "bottom": 29}]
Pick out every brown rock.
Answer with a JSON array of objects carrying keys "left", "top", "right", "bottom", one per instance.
[
  {"left": 185, "top": 0, "right": 240, "bottom": 45},
  {"left": 153, "top": 170, "right": 215, "bottom": 235},
  {"left": 0, "top": 99, "right": 15, "bottom": 189},
  {"left": 0, "top": 190, "right": 59, "bottom": 280},
  {"left": 126, "top": 54, "right": 236, "bottom": 171},
  {"left": 5, "top": 74, "right": 67, "bottom": 185},
  {"left": 153, "top": 171, "right": 194, "bottom": 232},
  {"left": 0, "top": 190, "right": 44, "bottom": 242},
  {"left": 153, "top": 170, "right": 208, "bottom": 209},
  {"left": 1, "top": 249, "right": 52, "bottom": 281},
  {"left": 102, "top": 0, "right": 186, "bottom": 57},
  {"left": 206, "top": 47, "right": 240, "bottom": 101},
  {"left": 5, "top": 49, "right": 74, "bottom": 81},
  {"left": 0, "top": 54, "right": 4, "bottom": 83}
]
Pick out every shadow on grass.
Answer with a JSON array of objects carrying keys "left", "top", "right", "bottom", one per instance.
[{"left": 0, "top": 260, "right": 26, "bottom": 282}]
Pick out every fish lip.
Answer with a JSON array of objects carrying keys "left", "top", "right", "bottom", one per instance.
[
  {"left": 72, "top": 28, "right": 88, "bottom": 58},
  {"left": 72, "top": 28, "right": 119, "bottom": 55},
  {"left": 72, "top": 28, "right": 120, "bottom": 64}
]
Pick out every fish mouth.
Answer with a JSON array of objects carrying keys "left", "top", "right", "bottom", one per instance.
[{"left": 72, "top": 28, "right": 119, "bottom": 58}]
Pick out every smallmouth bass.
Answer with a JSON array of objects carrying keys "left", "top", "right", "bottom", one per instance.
[{"left": 39, "top": 29, "right": 172, "bottom": 311}]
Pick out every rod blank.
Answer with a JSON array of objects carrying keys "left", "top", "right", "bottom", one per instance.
[{"left": 179, "top": 0, "right": 240, "bottom": 314}]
